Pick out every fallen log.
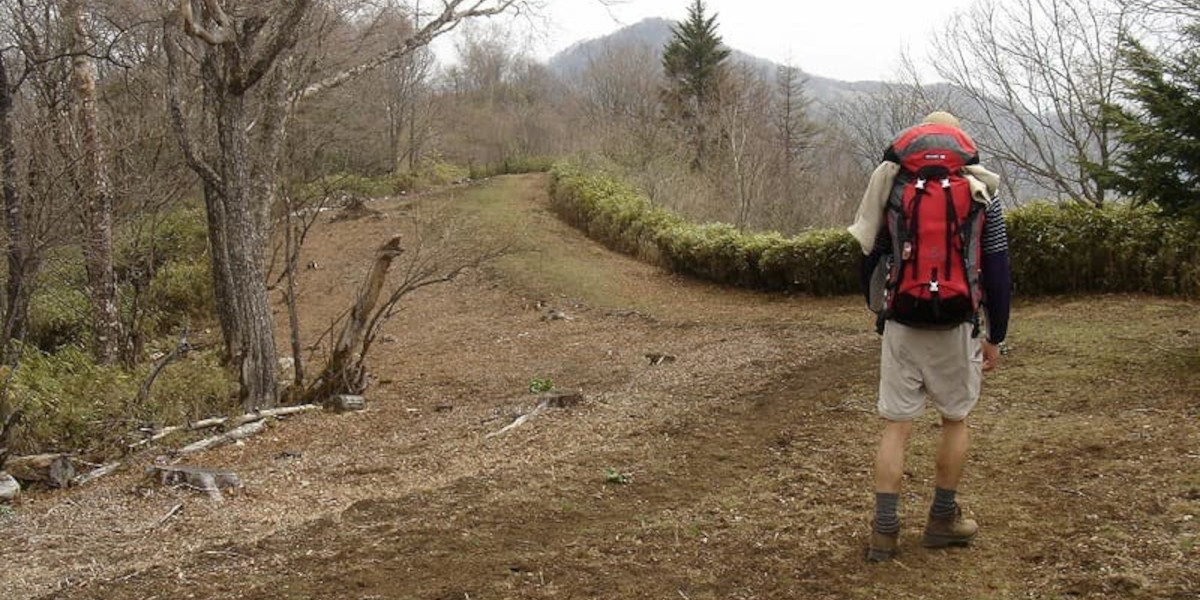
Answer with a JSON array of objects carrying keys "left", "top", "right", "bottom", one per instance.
[
  {"left": 176, "top": 420, "right": 267, "bottom": 456},
  {"left": 486, "top": 390, "right": 587, "bottom": 439},
  {"left": 485, "top": 400, "right": 548, "bottom": 439},
  {"left": 129, "top": 404, "right": 320, "bottom": 451},
  {"left": 149, "top": 465, "right": 241, "bottom": 502},
  {"left": 3, "top": 453, "right": 75, "bottom": 488},
  {"left": 72, "top": 461, "right": 122, "bottom": 487}
]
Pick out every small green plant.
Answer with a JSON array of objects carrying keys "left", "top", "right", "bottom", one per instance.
[
  {"left": 528, "top": 376, "right": 554, "bottom": 394},
  {"left": 604, "top": 467, "right": 631, "bottom": 485},
  {"left": 0, "top": 505, "right": 14, "bottom": 518}
]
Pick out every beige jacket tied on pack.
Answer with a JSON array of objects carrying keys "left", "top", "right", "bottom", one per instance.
[{"left": 848, "top": 162, "right": 1001, "bottom": 255}]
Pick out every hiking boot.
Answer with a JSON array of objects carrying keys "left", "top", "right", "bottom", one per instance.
[
  {"left": 867, "top": 529, "right": 899, "bottom": 562},
  {"left": 922, "top": 506, "right": 978, "bottom": 548}
]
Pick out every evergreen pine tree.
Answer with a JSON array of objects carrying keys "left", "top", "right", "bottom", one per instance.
[
  {"left": 1096, "top": 24, "right": 1200, "bottom": 221},
  {"left": 661, "top": 0, "right": 731, "bottom": 168}
]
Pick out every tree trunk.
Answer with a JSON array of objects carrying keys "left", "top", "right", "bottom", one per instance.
[
  {"left": 304, "top": 236, "right": 403, "bottom": 404},
  {"left": 0, "top": 56, "right": 33, "bottom": 365},
  {"left": 67, "top": 0, "right": 121, "bottom": 365},
  {"left": 165, "top": 0, "right": 526, "bottom": 410},
  {"left": 214, "top": 86, "right": 278, "bottom": 410},
  {"left": 284, "top": 205, "right": 304, "bottom": 389},
  {"left": 201, "top": 179, "right": 239, "bottom": 360}
]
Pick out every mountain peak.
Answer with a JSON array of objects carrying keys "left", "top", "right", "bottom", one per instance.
[
  {"left": 547, "top": 17, "right": 889, "bottom": 103},
  {"left": 549, "top": 17, "right": 676, "bottom": 76}
]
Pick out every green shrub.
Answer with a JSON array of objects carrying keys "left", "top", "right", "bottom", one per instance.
[
  {"left": 301, "top": 172, "right": 414, "bottom": 199},
  {"left": 139, "top": 259, "right": 215, "bottom": 334},
  {"left": 27, "top": 286, "right": 91, "bottom": 352},
  {"left": 3, "top": 344, "right": 235, "bottom": 457},
  {"left": 116, "top": 206, "right": 209, "bottom": 279},
  {"left": 422, "top": 161, "right": 470, "bottom": 185},
  {"left": 550, "top": 162, "right": 1200, "bottom": 298},
  {"left": 550, "top": 163, "right": 684, "bottom": 264},
  {"left": 27, "top": 252, "right": 91, "bottom": 351},
  {"left": 550, "top": 163, "right": 859, "bottom": 294},
  {"left": 4, "top": 345, "right": 137, "bottom": 454},
  {"left": 1006, "top": 202, "right": 1200, "bottom": 296},
  {"left": 147, "top": 351, "right": 237, "bottom": 428},
  {"left": 469, "top": 156, "right": 555, "bottom": 179}
]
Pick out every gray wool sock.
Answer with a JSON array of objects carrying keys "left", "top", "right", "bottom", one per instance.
[
  {"left": 874, "top": 492, "right": 900, "bottom": 534},
  {"left": 930, "top": 486, "right": 958, "bottom": 518}
]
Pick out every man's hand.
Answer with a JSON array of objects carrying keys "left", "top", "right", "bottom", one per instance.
[{"left": 982, "top": 341, "right": 1001, "bottom": 372}]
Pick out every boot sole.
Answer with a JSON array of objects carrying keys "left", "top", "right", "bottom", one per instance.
[
  {"left": 866, "top": 547, "right": 897, "bottom": 562},
  {"left": 922, "top": 532, "right": 976, "bottom": 548}
]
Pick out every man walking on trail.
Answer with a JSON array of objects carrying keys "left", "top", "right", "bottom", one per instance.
[{"left": 848, "top": 111, "right": 1012, "bottom": 562}]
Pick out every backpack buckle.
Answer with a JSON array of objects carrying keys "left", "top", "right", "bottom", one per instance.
[
  {"left": 916, "top": 178, "right": 927, "bottom": 190},
  {"left": 941, "top": 178, "right": 951, "bottom": 188},
  {"left": 930, "top": 279, "right": 940, "bottom": 293}
]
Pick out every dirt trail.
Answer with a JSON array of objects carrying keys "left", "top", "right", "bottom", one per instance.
[{"left": 2, "top": 175, "right": 1197, "bottom": 599}]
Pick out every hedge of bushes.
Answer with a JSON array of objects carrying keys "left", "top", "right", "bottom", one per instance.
[
  {"left": 549, "top": 164, "right": 859, "bottom": 294},
  {"left": 1006, "top": 202, "right": 1200, "bottom": 296},
  {"left": 549, "top": 163, "right": 1200, "bottom": 297}
]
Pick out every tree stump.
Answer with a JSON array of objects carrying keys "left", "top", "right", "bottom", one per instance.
[
  {"left": 542, "top": 390, "right": 584, "bottom": 409},
  {"left": 325, "top": 394, "right": 366, "bottom": 413},
  {"left": 0, "top": 472, "right": 19, "bottom": 502},
  {"left": 3, "top": 454, "right": 76, "bottom": 488},
  {"left": 149, "top": 465, "right": 242, "bottom": 502}
]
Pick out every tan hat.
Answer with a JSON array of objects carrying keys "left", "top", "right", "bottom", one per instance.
[{"left": 922, "top": 111, "right": 961, "bottom": 129}]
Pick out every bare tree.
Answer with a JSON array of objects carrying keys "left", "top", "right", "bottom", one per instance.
[
  {"left": 826, "top": 52, "right": 959, "bottom": 172},
  {"left": 66, "top": 0, "right": 121, "bottom": 365},
  {"left": 166, "top": 0, "right": 536, "bottom": 409},
  {"left": 931, "top": 0, "right": 1133, "bottom": 206},
  {"left": 0, "top": 52, "right": 32, "bottom": 365},
  {"left": 769, "top": 63, "right": 818, "bottom": 218},
  {"left": 385, "top": 45, "right": 435, "bottom": 172},
  {"left": 716, "top": 65, "right": 771, "bottom": 229}
]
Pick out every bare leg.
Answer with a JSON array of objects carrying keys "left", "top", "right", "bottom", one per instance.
[
  {"left": 935, "top": 417, "right": 970, "bottom": 490},
  {"left": 875, "top": 420, "right": 914, "bottom": 493}
]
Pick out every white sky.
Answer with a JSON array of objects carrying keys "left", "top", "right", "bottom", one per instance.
[{"left": 444, "top": 0, "right": 981, "bottom": 82}]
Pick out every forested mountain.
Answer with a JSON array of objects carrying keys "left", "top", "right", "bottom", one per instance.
[{"left": 547, "top": 17, "right": 888, "bottom": 104}]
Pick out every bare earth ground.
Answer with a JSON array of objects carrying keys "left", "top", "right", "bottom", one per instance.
[{"left": 1, "top": 174, "right": 1197, "bottom": 599}]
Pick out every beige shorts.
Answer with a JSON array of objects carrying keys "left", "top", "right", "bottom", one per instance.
[{"left": 878, "top": 321, "right": 982, "bottom": 421}]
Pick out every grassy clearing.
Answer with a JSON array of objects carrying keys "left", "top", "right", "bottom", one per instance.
[{"left": 450, "top": 174, "right": 676, "bottom": 313}]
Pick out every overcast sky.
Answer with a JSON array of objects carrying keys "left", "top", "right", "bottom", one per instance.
[{"left": 489, "top": 0, "right": 980, "bottom": 82}]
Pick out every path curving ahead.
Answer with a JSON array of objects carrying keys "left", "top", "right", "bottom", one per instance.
[{"left": 3, "top": 175, "right": 1197, "bottom": 600}]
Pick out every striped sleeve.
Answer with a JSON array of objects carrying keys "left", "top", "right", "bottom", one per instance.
[
  {"left": 979, "top": 199, "right": 1012, "bottom": 343},
  {"left": 981, "top": 201, "right": 1008, "bottom": 255}
]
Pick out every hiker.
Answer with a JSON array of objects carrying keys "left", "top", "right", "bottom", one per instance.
[{"left": 848, "top": 111, "right": 1012, "bottom": 562}]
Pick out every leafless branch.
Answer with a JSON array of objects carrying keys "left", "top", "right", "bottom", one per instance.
[
  {"left": 180, "top": 0, "right": 234, "bottom": 46},
  {"left": 298, "top": 0, "right": 526, "bottom": 101}
]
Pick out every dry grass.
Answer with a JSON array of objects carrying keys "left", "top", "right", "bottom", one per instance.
[{"left": 1, "top": 175, "right": 1196, "bottom": 600}]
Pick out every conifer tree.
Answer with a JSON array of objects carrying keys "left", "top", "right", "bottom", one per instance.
[
  {"left": 661, "top": 0, "right": 730, "bottom": 168},
  {"left": 1096, "top": 24, "right": 1200, "bottom": 221}
]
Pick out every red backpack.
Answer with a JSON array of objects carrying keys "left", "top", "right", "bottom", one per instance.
[{"left": 881, "top": 123, "right": 985, "bottom": 328}]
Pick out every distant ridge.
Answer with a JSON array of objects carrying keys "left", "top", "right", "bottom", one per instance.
[{"left": 546, "top": 17, "right": 889, "bottom": 104}]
